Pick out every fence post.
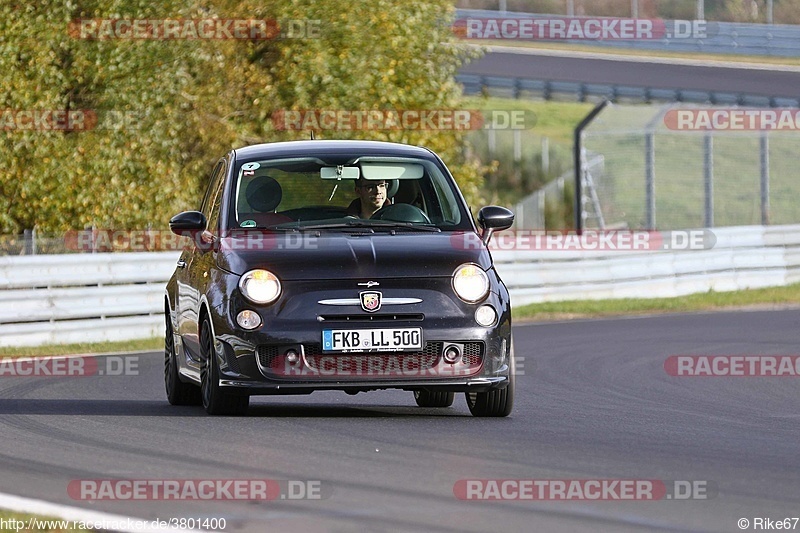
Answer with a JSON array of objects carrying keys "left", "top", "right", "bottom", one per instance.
[
  {"left": 632, "top": 0, "right": 639, "bottom": 18},
  {"left": 645, "top": 132, "right": 656, "bottom": 228},
  {"left": 566, "top": 0, "right": 574, "bottom": 16},
  {"left": 760, "top": 134, "right": 770, "bottom": 225},
  {"left": 704, "top": 134, "right": 714, "bottom": 228},
  {"left": 697, "top": 0, "right": 705, "bottom": 20},
  {"left": 574, "top": 100, "right": 609, "bottom": 232},
  {"left": 499, "top": 0, "right": 507, "bottom": 13},
  {"left": 542, "top": 137, "right": 550, "bottom": 175},
  {"left": 23, "top": 229, "right": 35, "bottom": 255}
]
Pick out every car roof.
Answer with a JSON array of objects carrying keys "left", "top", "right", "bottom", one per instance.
[{"left": 233, "top": 140, "right": 437, "bottom": 161}]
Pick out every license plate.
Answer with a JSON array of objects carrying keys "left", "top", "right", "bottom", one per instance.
[{"left": 322, "top": 328, "right": 423, "bottom": 353}]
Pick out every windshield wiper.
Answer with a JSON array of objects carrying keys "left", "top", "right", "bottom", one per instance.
[{"left": 288, "top": 220, "right": 441, "bottom": 233}]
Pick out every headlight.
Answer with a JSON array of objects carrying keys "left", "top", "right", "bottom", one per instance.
[
  {"left": 239, "top": 269, "right": 281, "bottom": 305},
  {"left": 452, "top": 263, "right": 489, "bottom": 303}
]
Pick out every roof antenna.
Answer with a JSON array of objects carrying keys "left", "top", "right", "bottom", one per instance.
[{"left": 310, "top": 130, "right": 315, "bottom": 140}]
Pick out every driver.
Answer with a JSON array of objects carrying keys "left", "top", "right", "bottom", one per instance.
[{"left": 346, "top": 178, "right": 390, "bottom": 218}]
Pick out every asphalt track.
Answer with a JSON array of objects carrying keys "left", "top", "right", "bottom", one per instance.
[
  {"left": 0, "top": 309, "right": 798, "bottom": 532},
  {"left": 459, "top": 48, "right": 800, "bottom": 100}
]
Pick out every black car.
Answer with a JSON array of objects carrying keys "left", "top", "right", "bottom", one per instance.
[{"left": 165, "top": 140, "right": 515, "bottom": 416}]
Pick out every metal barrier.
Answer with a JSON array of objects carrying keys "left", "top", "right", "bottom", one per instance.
[
  {"left": 456, "top": 9, "right": 800, "bottom": 57},
  {"left": 0, "top": 252, "right": 178, "bottom": 347},
  {"left": 456, "top": 74, "right": 800, "bottom": 108},
  {"left": 494, "top": 224, "right": 800, "bottom": 306},
  {"left": 1, "top": 225, "right": 800, "bottom": 346}
]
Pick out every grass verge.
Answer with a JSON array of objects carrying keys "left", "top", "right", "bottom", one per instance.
[
  {"left": 515, "top": 283, "right": 800, "bottom": 321},
  {"left": 0, "top": 509, "right": 90, "bottom": 532},
  {"left": 0, "top": 337, "right": 162, "bottom": 358}
]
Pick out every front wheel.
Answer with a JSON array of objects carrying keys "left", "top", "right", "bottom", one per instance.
[
  {"left": 465, "top": 376, "right": 514, "bottom": 417},
  {"left": 465, "top": 341, "right": 515, "bottom": 417},
  {"left": 200, "top": 318, "right": 249, "bottom": 416},
  {"left": 413, "top": 390, "right": 455, "bottom": 408}
]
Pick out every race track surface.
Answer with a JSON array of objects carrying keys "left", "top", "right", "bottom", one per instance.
[
  {"left": 0, "top": 310, "right": 798, "bottom": 532},
  {"left": 460, "top": 49, "right": 800, "bottom": 100}
]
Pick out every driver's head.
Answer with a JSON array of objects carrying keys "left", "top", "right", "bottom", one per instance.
[{"left": 354, "top": 178, "right": 387, "bottom": 216}]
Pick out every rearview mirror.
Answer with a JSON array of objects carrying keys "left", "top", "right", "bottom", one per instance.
[
  {"left": 169, "top": 211, "right": 207, "bottom": 236},
  {"left": 478, "top": 206, "right": 514, "bottom": 245},
  {"left": 320, "top": 166, "right": 360, "bottom": 180}
]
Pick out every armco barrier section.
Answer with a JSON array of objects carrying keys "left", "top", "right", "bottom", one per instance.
[
  {"left": 493, "top": 225, "right": 800, "bottom": 306},
  {"left": 456, "top": 9, "right": 800, "bottom": 58},
  {"left": 1, "top": 225, "right": 799, "bottom": 346},
  {"left": 0, "top": 252, "right": 179, "bottom": 347}
]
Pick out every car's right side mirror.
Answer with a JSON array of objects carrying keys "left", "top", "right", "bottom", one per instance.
[{"left": 478, "top": 206, "right": 515, "bottom": 245}]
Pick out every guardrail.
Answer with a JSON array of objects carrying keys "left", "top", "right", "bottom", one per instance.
[
  {"left": 1, "top": 225, "right": 799, "bottom": 346},
  {"left": 494, "top": 225, "right": 800, "bottom": 306},
  {"left": 0, "top": 252, "right": 178, "bottom": 347},
  {"left": 456, "top": 9, "right": 800, "bottom": 57},
  {"left": 456, "top": 74, "right": 800, "bottom": 108}
]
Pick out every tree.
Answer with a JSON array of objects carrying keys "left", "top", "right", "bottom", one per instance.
[{"left": 0, "top": 0, "right": 485, "bottom": 235}]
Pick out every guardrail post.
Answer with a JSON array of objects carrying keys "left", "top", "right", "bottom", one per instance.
[
  {"left": 704, "top": 134, "right": 714, "bottom": 228},
  {"left": 645, "top": 133, "right": 656, "bottom": 228},
  {"left": 23, "top": 229, "right": 35, "bottom": 256},
  {"left": 761, "top": 134, "right": 770, "bottom": 225}
]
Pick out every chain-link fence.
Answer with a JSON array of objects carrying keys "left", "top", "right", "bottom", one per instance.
[{"left": 578, "top": 103, "right": 800, "bottom": 230}]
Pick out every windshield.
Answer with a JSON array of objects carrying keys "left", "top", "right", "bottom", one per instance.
[{"left": 228, "top": 156, "right": 471, "bottom": 231}]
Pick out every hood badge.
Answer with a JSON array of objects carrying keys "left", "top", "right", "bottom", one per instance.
[
  {"left": 360, "top": 291, "right": 382, "bottom": 313},
  {"left": 358, "top": 281, "right": 380, "bottom": 288}
]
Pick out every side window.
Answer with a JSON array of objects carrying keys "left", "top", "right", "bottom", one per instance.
[
  {"left": 204, "top": 160, "right": 227, "bottom": 235},
  {"left": 200, "top": 161, "right": 225, "bottom": 217}
]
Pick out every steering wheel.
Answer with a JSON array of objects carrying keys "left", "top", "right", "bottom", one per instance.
[{"left": 371, "top": 203, "right": 432, "bottom": 224}]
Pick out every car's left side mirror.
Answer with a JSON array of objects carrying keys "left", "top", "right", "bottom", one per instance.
[{"left": 478, "top": 206, "right": 514, "bottom": 245}]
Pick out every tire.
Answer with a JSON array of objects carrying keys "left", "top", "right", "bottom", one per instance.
[
  {"left": 164, "top": 310, "right": 201, "bottom": 406},
  {"left": 200, "top": 318, "right": 249, "bottom": 416},
  {"left": 414, "top": 390, "right": 455, "bottom": 408},
  {"left": 465, "top": 341, "right": 515, "bottom": 417}
]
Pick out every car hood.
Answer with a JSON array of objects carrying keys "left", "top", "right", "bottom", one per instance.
[{"left": 216, "top": 232, "right": 492, "bottom": 280}]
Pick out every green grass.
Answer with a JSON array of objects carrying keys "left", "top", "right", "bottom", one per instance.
[
  {"left": 0, "top": 510, "right": 90, "bottom": 532},
  {"left": 0, "top": 337, "right": 162, "bottom": 358},
  {"left": 515, "top": 282, "right": 800, "bottom": 321},
  {"left": 464, "top": 96, "right": 592, "bottom": 146}
]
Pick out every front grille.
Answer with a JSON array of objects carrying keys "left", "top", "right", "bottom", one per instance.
[
  {"left": 256, "top": 345, "right": 279, "bottom": 370},
  {"left": 317, "top": 314, "right": 424, "bottom": 322},
  {"left": 255, "top": 341, "right": 485, "bottom": 378},
  {"left": 462, "top": 342, "right": 484, "bottom": 366},
  {"left": 302, "top": 341, "right": 441, "bottom": 372}
]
